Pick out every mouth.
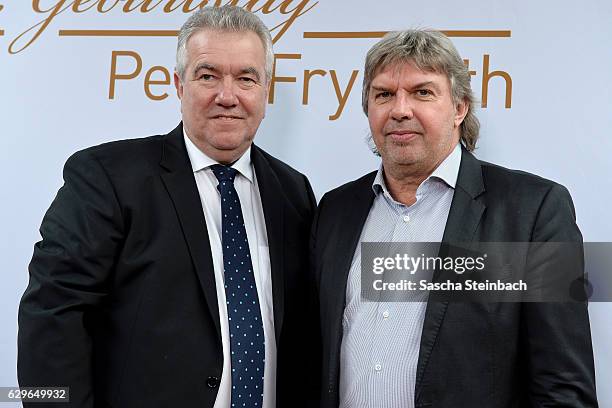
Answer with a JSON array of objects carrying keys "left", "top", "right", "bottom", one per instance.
[
  {"left": 387, "top": 130, "right": 421, "bottom": 142},
  {"left": 212, "top": 115, "right": 243, "bottom": 121}
]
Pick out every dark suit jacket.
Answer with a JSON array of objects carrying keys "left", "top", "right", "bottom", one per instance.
[
  {"left": 311, "top": 147, "right": 598, "bottom": 407},
  {"left": 18, "top": 123, "right": 316, "bottom": 407}
]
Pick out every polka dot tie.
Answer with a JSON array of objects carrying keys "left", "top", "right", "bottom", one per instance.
[{"left": 211, "top": 164, "right": 265, "bottom": 408}]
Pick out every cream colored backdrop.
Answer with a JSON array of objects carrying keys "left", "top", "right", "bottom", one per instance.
[{"left": 1, "top": 0, "right": 611, "bottom": 405}]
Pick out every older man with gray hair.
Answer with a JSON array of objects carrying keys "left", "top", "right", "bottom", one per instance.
[
  {"left": 311, "top": 29, "right": 597, "bottom": 407},
  {"left": 19, "top": 6, "right": 316, "bottom": 407}
]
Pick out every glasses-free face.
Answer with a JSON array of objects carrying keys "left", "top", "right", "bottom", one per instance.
[
  {"left": 174, "top": 29, "right": 268, "bottom": 164},
  {"left": 367, "top": 61, "right": 467, "bottom": 178}
]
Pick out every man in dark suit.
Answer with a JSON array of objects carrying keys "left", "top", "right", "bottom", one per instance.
[
  {"left": 311, "top": 29, "right": 598, "bottom": 407},
  {"left": 18, "top": 6, "right": 315, "bottom": 407}
]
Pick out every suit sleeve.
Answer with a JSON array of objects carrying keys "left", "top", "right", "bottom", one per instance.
[
  {"left": 522, "top": 184, "right": 598, "bottom": 407},
  {"left": 18, "top": 150, "right": 124, "bottom": 407}
]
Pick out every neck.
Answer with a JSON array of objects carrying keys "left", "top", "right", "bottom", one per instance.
[
  {"left": 382, "top": 144, "right": 457, "bottom": 205},
  {"left": 382, "top": 166, "right": 427, "bottom": 206},
  {"left": 185, "top": 132, "right": 250, "bottom": 165}
]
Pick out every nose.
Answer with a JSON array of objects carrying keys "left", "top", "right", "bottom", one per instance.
[
  {"left": 215, "top": 76, "right": 238, "bottom": 107},
  {"left": 390, "top": 91, "right": 414, "bottom": 121}
]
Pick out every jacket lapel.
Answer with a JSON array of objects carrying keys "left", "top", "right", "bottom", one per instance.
[
  {"left": 159, "top": 123, "right": 221, "bottom": 341},
  {"left": 415, "top": 147, "right": 486, "bottom": 401},
  {"left": 439, "top": 148, "right": 486, "bottom": 244},
  {"left": 251, "top": 146, "right": 285, "bottom": 344}
]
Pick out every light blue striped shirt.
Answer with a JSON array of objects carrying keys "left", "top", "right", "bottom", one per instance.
[{"left": 339, "top": 144, "right": 462, "bottom": 408}]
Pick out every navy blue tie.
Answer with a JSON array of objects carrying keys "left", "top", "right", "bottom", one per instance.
[{"left": 211, "top": 164, "right": 265, "bottom": 408}]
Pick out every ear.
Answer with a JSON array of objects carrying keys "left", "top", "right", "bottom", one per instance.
[
  {"left": 454, "top": 98, "right": 469, "bottom": 128},
  {"left": 174, "top": 71, "right": 183, "bottom": 100}
]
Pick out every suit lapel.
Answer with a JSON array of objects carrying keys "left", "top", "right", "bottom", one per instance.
[
  {"left": 415, "top": 147, "right": 486, "bottom": 401},
  {"left": 159, "top": 124, "right": 221, "bottom": 341},
  {"left": 251, "top": 146, "right": 285, "bottom": 344},
  {"left": 440, "top": 148, "right": 486, "bottom": 243}
]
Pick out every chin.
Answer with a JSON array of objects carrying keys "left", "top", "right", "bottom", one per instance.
[
  {"left": 211, "top": 134, "right": 249, "bottom": 148},
  {"left": 213, "top": 140, "right": 250, "bottom": 155}
]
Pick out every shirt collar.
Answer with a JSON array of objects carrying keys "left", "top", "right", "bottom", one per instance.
[
  {"left": 183, "top": 130, "right": 254, "bottom": 183},
  {"left": 372, "top": 142, "right": 462, "bottom": 195}
]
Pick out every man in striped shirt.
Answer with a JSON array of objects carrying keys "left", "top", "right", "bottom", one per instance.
[{"left": 311, "top": 29, "right": 597, "bottom": 408}]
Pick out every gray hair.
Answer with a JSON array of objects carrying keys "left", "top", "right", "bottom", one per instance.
[
  {"left": 362, "top": 29, "right": 480, "bottom": 151},
  {"left": 176, "top": 6, "right": 274, "bottom": 83}
]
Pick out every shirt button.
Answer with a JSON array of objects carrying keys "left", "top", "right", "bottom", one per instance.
[
  {"left": 382, "top": 310, "right": 390, "bottom": 319},
  {"left": 403, "top": 215, "right": 410, "bottom": 223},
  {"left": 374, "top": 364, "right": 382, "bottom": 372}
]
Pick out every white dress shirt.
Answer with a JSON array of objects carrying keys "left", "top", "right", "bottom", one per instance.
[{"left": 183, "top": 133, "right": 276, "bottom": 408}]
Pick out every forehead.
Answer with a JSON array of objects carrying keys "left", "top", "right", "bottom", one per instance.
[
  {"left": 371, "top": 60, "right": 449, "bottom": 89},
  {"left": 185, "top": 29, "right": 266, "bottom": 68}
]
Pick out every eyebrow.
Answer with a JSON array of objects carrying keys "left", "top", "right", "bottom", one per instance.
[
  {"left": 371, "top": 81, "right": 441, "bottom": 92},
  {"left": 411, "top": 81, "right": 440, "bottom": 91},
  {"left": 193, "top": 63, "right": 217, "bottom": 79},
  {"left": 239, "top": 67, "right": 261, "bottom": 82},
  {"left": 371, "top": 85, "right": 391, "bottom": 92},
  {"left": 192, "top": 63, "right": 261, "bottom": 82}
]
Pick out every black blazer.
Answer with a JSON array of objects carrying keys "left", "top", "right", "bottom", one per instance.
[
  {"left": 311, "top": 147, "right": 598, "bottom": 407},
  {"left": 18, "top": 123, "right": 316, "bottom": 407}
]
